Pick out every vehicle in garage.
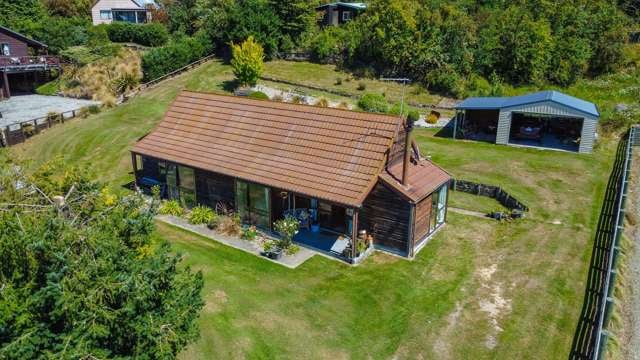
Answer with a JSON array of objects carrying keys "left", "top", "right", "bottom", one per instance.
[{"left": 452, "top": 91, "right": 599, "bottom": 153}]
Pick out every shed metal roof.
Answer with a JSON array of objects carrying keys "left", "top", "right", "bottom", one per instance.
[
  {"left": 132, "top": 91, "right": 402, "bottom": 207},
  {"left": 455, "top": 91, "right": 599, "bottom": 117}
]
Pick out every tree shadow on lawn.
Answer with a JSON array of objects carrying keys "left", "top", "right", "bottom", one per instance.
[{"left": 570, "top": 131, "right": 628, "bottom": 359}]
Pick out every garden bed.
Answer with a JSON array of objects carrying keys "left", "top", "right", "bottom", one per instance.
[{"left": 156, "top": 214, "right": 315, "bottom": 269}]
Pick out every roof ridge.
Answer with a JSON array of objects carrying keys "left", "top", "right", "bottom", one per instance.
[{"left": 180, "top": 90, "right": 401, "bottom": 124}]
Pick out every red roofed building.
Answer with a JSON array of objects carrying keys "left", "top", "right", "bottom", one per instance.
[{"left": 132, "top": 91, "right": 451, "bottom": 262}]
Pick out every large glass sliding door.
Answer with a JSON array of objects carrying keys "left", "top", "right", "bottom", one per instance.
[
  {"left": 236, "top": 180, "right": 271, "bottom": 229},
  {"left": 165, "top": 163, "right": 196, "bottom": 208}
]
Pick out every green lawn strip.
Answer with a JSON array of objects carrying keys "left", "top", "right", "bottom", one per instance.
[
  {"left": 158, "top": 216, "right": 475, "bottom": 359},
  {"left": 448, "top": 190, "right": 508, "bottom": 215}
]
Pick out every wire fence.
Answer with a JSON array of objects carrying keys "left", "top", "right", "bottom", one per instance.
[{"left": 570, "top": 125, "right": 638, "bottom": 359}]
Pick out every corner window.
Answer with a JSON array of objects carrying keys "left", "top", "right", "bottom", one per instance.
[
  {"left": 1, "top": 44, "right": 10, "bottom": 56},
  {"left": 342, "top": 11, "right": 352, "bottom": 21},
  {"left": 100, "top": 10, "right": 112, "bottom": 20}
]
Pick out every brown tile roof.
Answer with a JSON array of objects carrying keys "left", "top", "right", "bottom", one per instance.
[
  {"left": 379, "top": 159, "right": 451, "bottom": 203},
  {"left": 132, "top": 90, "right": 403, "bottom": 207}
]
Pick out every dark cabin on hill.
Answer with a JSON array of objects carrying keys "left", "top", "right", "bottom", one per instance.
[
  {"left": 316, "top": 2, "right": 367, "bottom": 26},
  {"left": 131, "top": 91, "right": 451, "bottom": 262},
  {"left": 0, "top": 26, "right": 60, "bottom": 99}
]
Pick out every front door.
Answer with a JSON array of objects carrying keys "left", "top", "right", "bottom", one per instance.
[{"left": 236, "top": 180, "right": 271, "bottom": 229}]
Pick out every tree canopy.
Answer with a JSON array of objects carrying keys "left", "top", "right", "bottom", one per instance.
[{"left": 0, "top": 158, "right": 203, "bottom": 359}]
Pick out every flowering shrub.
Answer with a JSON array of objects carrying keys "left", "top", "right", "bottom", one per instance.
[{"left": 274, "top": 215, "right": 299, "bottom": 250}]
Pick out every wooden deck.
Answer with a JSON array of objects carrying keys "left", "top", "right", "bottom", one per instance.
[{"left": 0, "top": 56, "right": 60, "bottom": 72}]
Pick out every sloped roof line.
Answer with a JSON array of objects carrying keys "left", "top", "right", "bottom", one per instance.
[
  {"left": 0, "top": 25, "right": 47, "bottom": 48},
  {"left": 455, "top": 90, "right": 599, "bottom": 117}
]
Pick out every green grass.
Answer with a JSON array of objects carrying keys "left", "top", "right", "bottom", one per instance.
[
  {"left": 10, "top": 58, "right": 620, "bottom": 359},
  {"left": 448, "top": 191, "right": 508, "bottom": 214},
  {"left": 35, "top": 80, "right": 60, "bottom": 96}
]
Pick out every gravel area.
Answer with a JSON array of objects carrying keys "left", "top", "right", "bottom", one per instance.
[
  {"left": 0, "top": 95, "right": 99, "bottom": 127},
  {"left": 253, "top": 84, "right": 452, "bottom": 127}
]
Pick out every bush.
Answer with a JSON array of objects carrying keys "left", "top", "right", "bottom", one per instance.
[
  {"left": 217, "top": 214, "right": 242, "bottom": 236},
  {"left": 36, "top": 81, "right": 60, "bottom": 96},
  {"left": 241, "top": 225, "right": 258, "bottom": 241},
  {"left": 88, "top": 104, "right": 101, "bottom": 114},
  {"left": 231, "top": 36, "right": 265, "bottom": 87},
  {"left": 142, "top": 35, "right": 212, "bottom": 81},
  {"left": 273, "top": 216, "right": 299, "bottom": 250},
  {"left": 358, "top": 93, "right": 388, "bottom": 113},
  {"left": 335, "top": 77, "right": 342, "bottom": 85},
  {"left": 248, "top": 91, "right": 269, "bottom": 100},
  {"left": 188, "top": 205, "right": 216, "bottom": 225},
  {"left": 106, "top": 22, "right": 169, "bottom": 47},
  {"left": 407, "top": 110, "right": 420, "bottom": 124},
  {"left": 315, "top": 98, "right": 329, "bottom": 107},
  {"left": 357, "top": 82, "right": 366, "bottom": 91},
  {"left": 159, "top": 200, "right": 184, "bottom": 216}
]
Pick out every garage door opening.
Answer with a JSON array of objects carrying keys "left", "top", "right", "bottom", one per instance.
[
  {"left": 509, "top": 112, "right": 583, "bottom": 152},
  {"left": 458, "top": 109, "right": 499, "bottom": 143}
]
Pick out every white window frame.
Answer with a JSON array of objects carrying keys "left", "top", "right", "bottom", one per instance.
[
  {"left": 100, "top": 10, "right": 112, "bottom": 20},
  {"left": 342, "top": 11, "right": 352, "bottom": 21},
  {"left": 1, "top": 44, "right": 10, "bottom": 56}
]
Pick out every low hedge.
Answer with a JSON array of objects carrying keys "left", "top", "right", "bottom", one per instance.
[
  {"left": 141, "top": 36, "right": 213, "bottom": 82},
  {"left": 106, "top": 22, "right": 168, "bottom": 47}
]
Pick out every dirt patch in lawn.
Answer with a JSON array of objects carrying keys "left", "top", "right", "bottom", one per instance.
[{"left": 203, "top": 289, "right": 228, "bottom": 314}]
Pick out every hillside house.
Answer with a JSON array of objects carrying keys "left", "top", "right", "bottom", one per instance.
[
  {"left": 453, "top": 91, "right": 599, "bottom": 153},
  {"left": 0, "top": 26, "right": 60, "bottom": 99},
  {"left": 316, "top": 2, "right": 367, "bottom": 26},
  {"left": 131, "top": 91, "right": 451, "bottom": 261},
  {"left": 91, "top": 0, "right": 155, "bottom": 25}
]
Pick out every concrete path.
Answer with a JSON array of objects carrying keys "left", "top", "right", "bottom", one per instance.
[
  {"left": 156, "top": 215, "right": 316, "bottom": 269},
  {"left": 0, "top": 94, "right": 99, "bottom": 127}
]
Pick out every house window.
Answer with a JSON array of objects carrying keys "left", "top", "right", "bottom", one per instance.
[
  {"left": 178, "top": 165, "right": 196, "bottom": 208},
  {"left": 430, "top": 184, "right": 448, "bottom": 231},
  {"left": 342, "top": 11, "right": 352, "bottom": 21},
  {"left": 100, "top": 10, "right": 112, "bottom": 20},
  {"left": 1, "top": 44, "right": 10, "bottom": 56}
]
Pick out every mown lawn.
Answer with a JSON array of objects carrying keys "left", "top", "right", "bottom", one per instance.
[{"left": 10, "top": 59, "right": 619, "bottom": 359}]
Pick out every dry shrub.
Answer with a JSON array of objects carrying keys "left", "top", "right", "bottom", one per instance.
[
  {"left": 315, "top": 98, "right": 329, "bottom": 107},
  {"left": 60, "top": 48, "right": 142, "bottom": 104},
  {"left": 217, "top": 214, "right": 242, "bottom": 236},
  {"left": 337, "top": 101, "right": 350, "bottom": 109}
]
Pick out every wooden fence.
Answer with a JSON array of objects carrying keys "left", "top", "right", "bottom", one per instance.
[
  {"left": 449, "top": 178, "right": 529, "bottom": 212},
  {"left": 0, "top": 107, "right": 97, "bottom": 147},
  {"left": 570, "top": 126, "right": 638, "bottom": 359},
  {"left": 121, "top": 54, "right": 215, "bottom": 102}
]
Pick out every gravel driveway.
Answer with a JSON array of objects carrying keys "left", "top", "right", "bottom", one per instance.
[{"left": 0, "top": 95, "right": 99, "bottom": 128}]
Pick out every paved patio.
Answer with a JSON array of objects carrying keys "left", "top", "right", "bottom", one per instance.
[{"left": 0, "top": 94, "right": 99, "bottom": 127}]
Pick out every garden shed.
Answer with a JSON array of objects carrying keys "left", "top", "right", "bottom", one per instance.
[{"left": 453, "top": 91, "right": 599, "bottom": 153}]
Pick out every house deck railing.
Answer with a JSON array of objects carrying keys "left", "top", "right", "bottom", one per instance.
[{"left": 0, "top": 56, "right": 60, "bottom": 71}]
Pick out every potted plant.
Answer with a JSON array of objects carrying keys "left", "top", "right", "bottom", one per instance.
[
  {"left": 274, "top": 215, "right": 300, "bottom": 253},
  {"left": 263, "top": 240, "right": 282, "bottom": 260}
]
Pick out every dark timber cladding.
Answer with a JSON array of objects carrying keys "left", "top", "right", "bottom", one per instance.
[{"left": 360, "top": 181, "right": 412, "bottom": 255}]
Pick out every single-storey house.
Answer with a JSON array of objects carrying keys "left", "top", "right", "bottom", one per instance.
[
  {"left": 0, "top": 26, "right": 60, "bottom": 99},
  {"left": 453, "top": 91, "right": 599, "bottom": 153},
  {"left": 131, "top": 91, "right": 451, "bottom": 262},
  {"left": 91, "top": 0, "right": 154, "bottom": 25},
  {"left": 316, "top": 2, "right": 367, "bottom": 26}
]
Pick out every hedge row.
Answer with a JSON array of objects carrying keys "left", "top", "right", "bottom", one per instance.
[
  {"left": 106, "top": 22, "right": 168, "bottom": 47},
  {"left": 141, "top": 36, "right": 213, "bottom": 82}
]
